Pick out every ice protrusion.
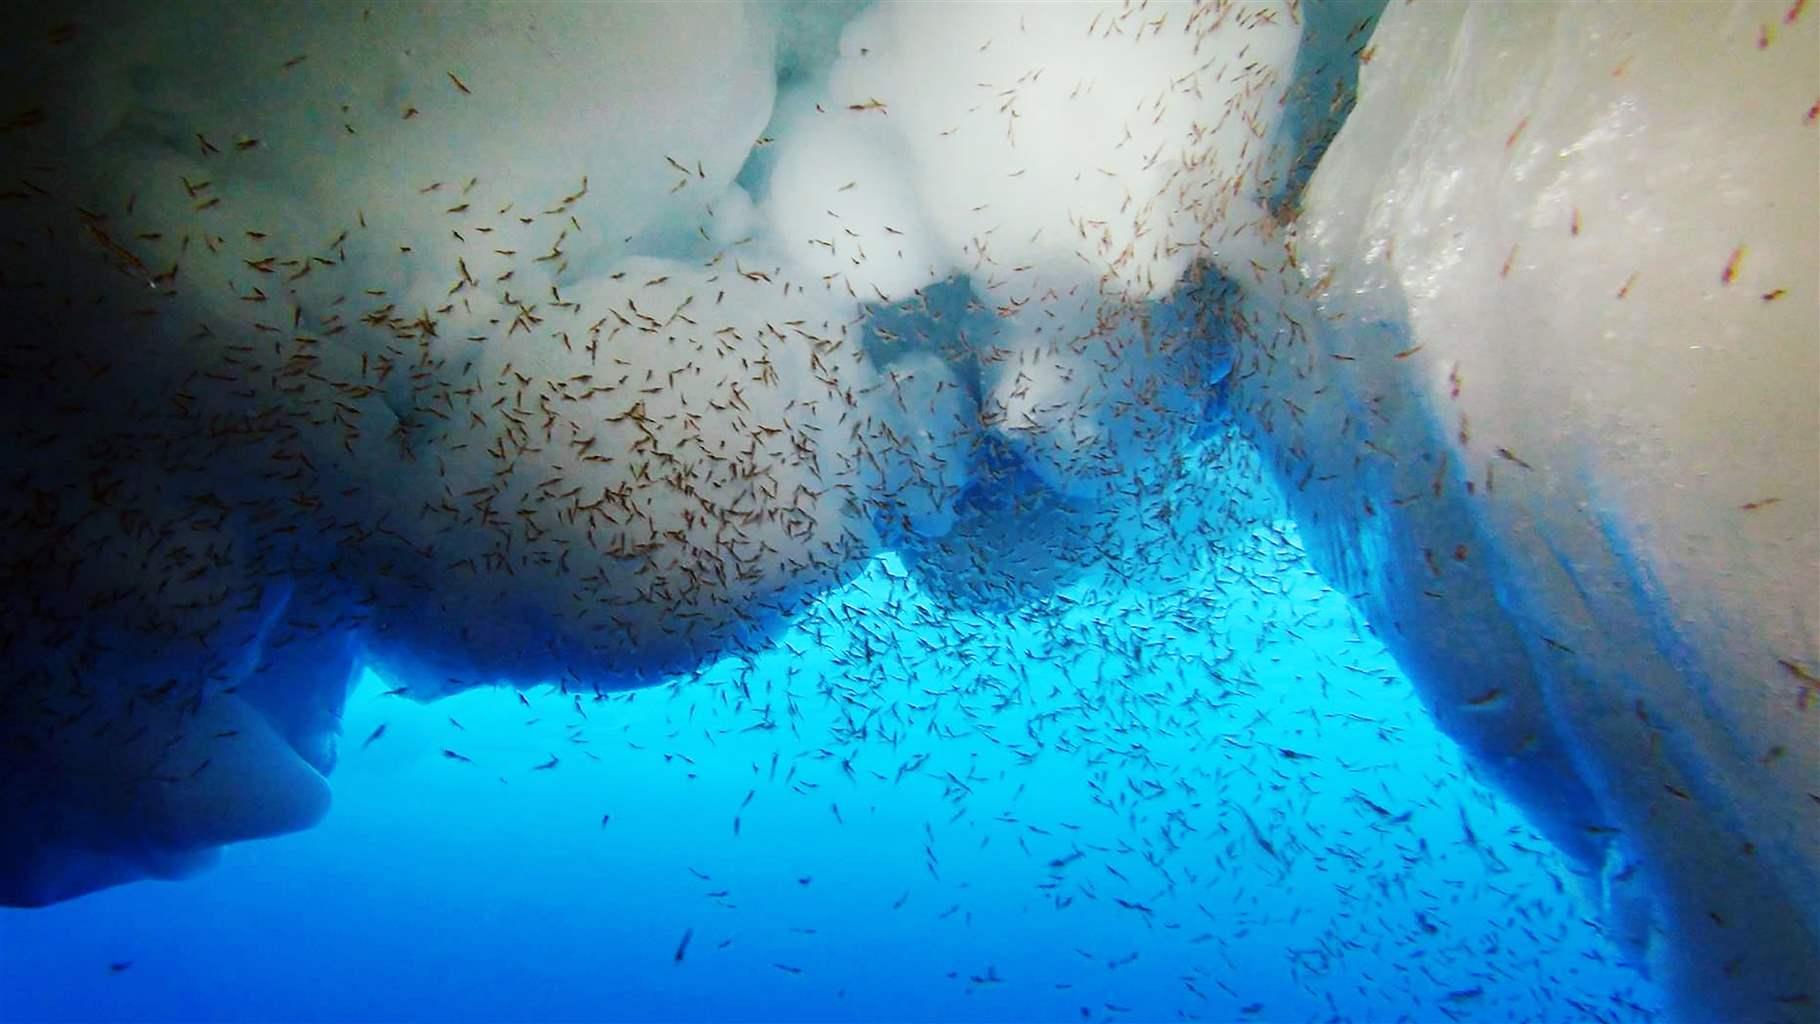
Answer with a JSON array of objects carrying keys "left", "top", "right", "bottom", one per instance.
[{"left": 1232, "top": 2, "right": 1819, "bottom": 1017}]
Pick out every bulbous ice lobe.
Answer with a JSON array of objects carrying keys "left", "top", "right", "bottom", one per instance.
[
  {"left": 827, "top": 1, "right": 1300, "bottom": 302},
  {"left": 0, "top": 0, "right": 972, "bottom": 903},
  {"left": 765, "top": 108, "right": 950, "bottom": 304},
  {"left": 1231, "top": 2, "right": 1818, "bottom": 1018},
  {"left": 0, "top": 574, "right": 351, "bottom": 906}
]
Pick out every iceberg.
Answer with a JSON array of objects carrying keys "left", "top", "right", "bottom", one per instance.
[
  {"left": 1234, "top": 4, "right": 1817, "bottom": 1017},
  {"left": 0, "top": 1, "right": 1811, "bottom": 1018}
]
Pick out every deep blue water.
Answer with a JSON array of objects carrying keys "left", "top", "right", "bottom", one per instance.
[{"left": 0, "top": 531, "right": 1663, "bottom": 1022}]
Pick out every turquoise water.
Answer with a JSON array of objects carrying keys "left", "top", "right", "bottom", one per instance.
[{"left": 0, "top": 530, "right": 1662, "bottom": 1022}]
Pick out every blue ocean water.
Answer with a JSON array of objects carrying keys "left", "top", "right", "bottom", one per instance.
[{"left": 0, "top": 528, "right": 1663, "bottom": 1022}]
